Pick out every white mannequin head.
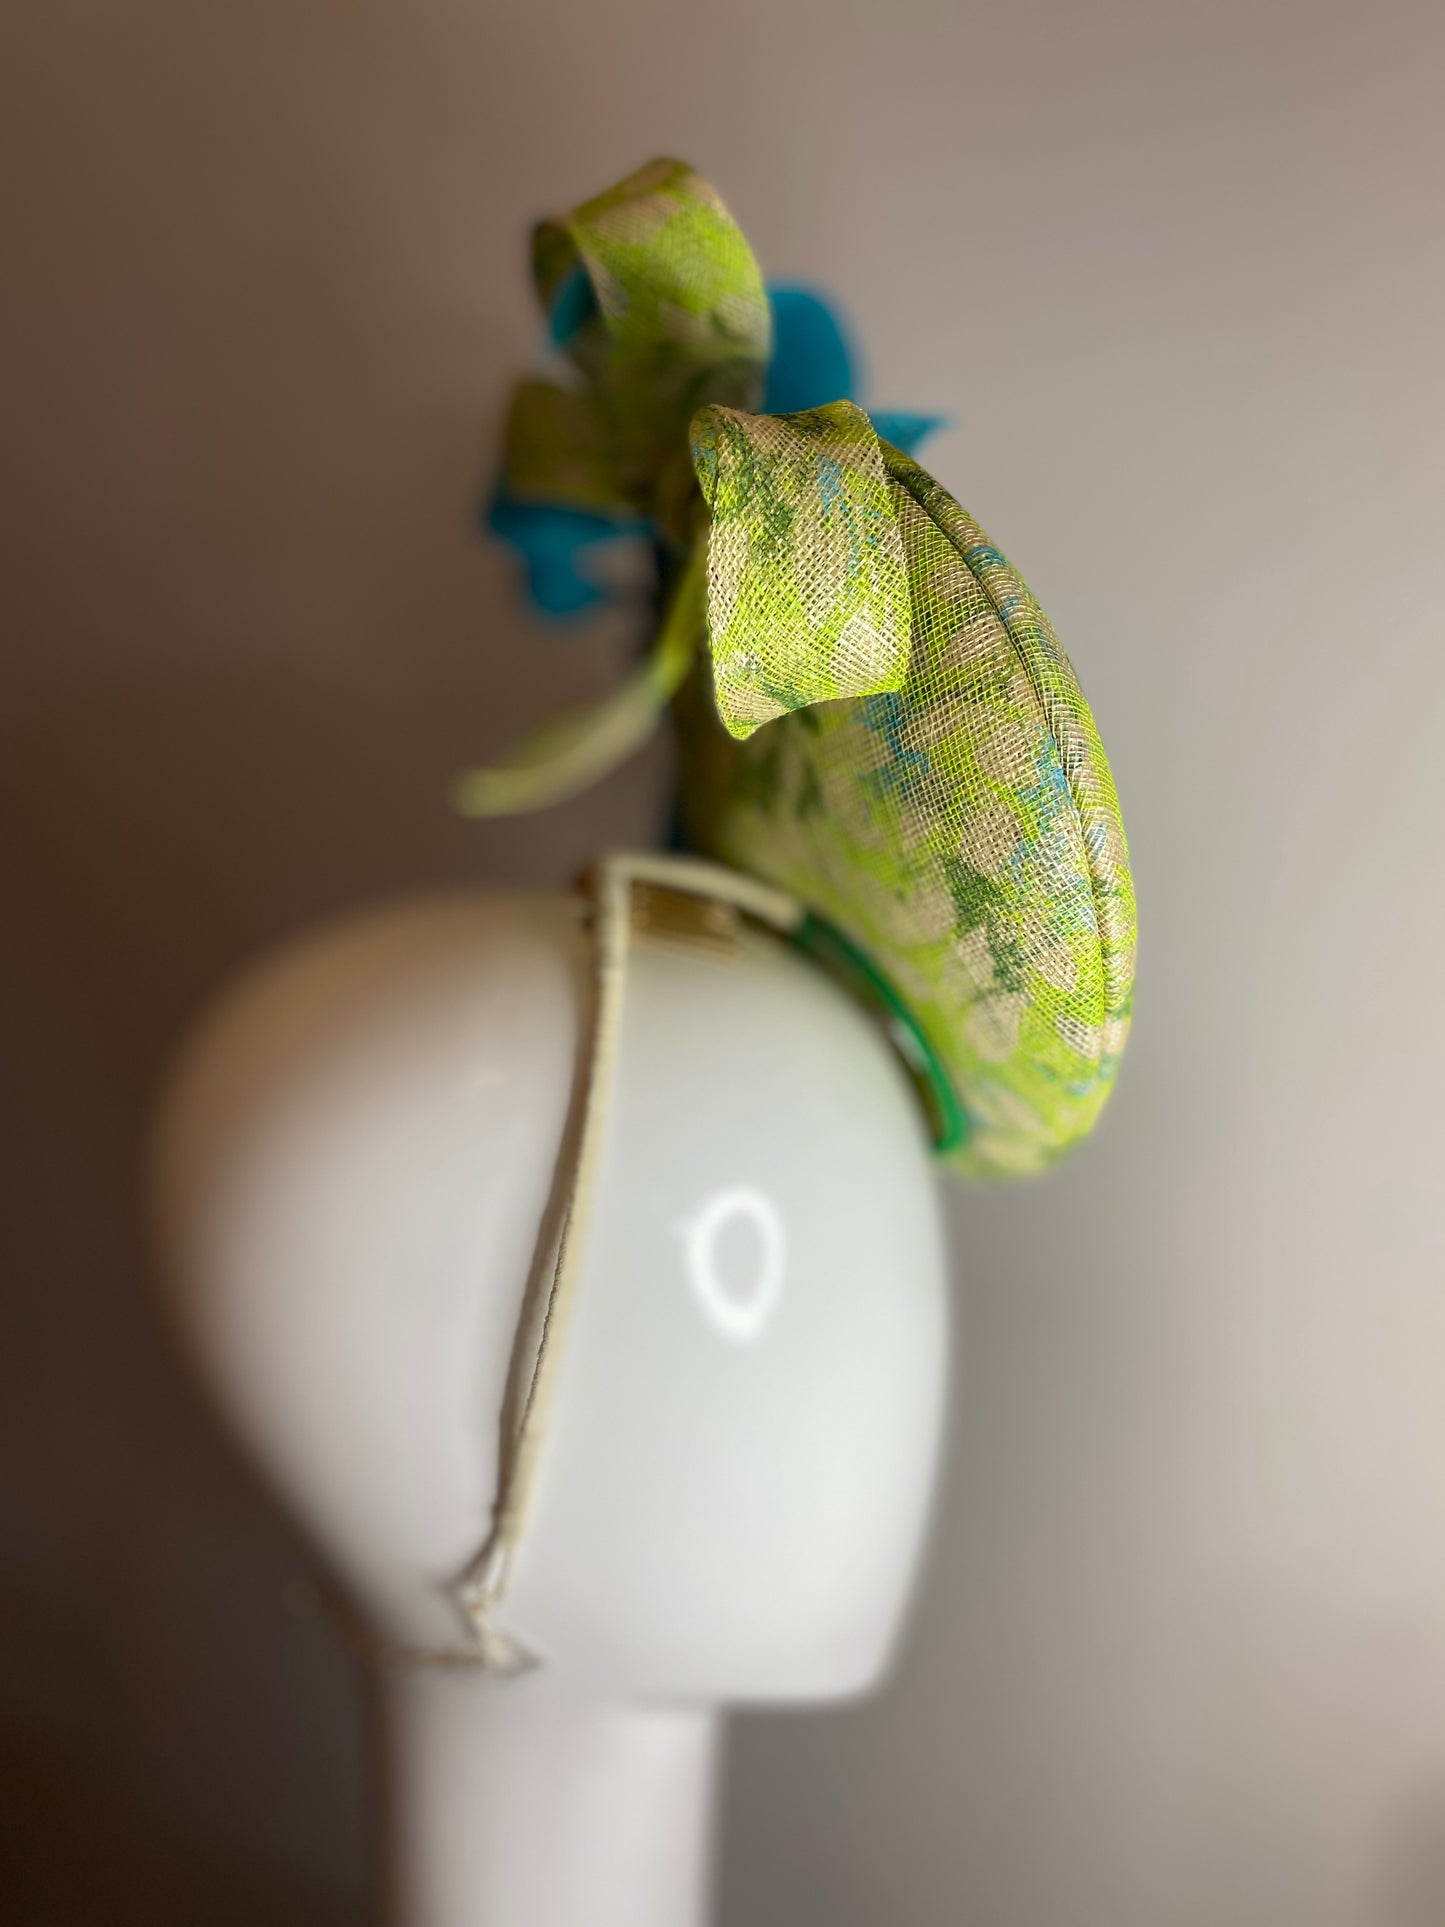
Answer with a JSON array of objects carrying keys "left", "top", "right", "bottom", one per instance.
[{"left": 152, "top": 889, "right": 950, "bottom": 1705}]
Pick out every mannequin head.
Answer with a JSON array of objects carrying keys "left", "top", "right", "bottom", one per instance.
[{"left": 153, "top": 890, "right": 950, "bottom": 1704}]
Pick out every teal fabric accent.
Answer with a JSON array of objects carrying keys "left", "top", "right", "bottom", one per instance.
[
  {"left": 764, "top": 286, "right": 857, "bottom": 414},
  {"left": 764, "top": 287, "right": 943, "bottom": 455},
  {"left": 547, "top": 265, "right": 599, "bottom": 347},
  {"left": 873, "top": 410, "right": 947, "bottom": 457},
  {"left": 485, "top": 493, "right": 641, "bottom": 619}
]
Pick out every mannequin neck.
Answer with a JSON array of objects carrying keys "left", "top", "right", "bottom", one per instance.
[{"left": 375, "top": 1665, "right": 720, "bottom": 1927}]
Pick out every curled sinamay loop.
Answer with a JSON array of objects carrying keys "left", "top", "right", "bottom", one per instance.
[
  {"left": 691, "top": 399, "right": 912, "bottom": 739},
  {"left": 505, "top": 155, "right": 771, "bottom": 537}
]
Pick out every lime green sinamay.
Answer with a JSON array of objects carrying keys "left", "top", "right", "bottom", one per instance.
[{"left": 464, "top": 157, "right": 1137, "bottom": 1178}]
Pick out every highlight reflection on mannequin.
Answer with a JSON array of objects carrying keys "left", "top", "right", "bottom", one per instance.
[{"left": 676, "top": 1185, "right": 786, "bottom": 1344}]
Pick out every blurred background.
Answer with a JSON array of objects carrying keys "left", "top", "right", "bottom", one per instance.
[{"left": 4, "top": 1, "right": 1445, "bottom": 1921}]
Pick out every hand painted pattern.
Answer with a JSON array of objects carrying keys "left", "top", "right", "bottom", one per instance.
[
  {"left": 474, "top": 159, "right": 1137, "bottom": 1177},
  {"left": 676, "top": 423, "right": 1136, "bottom": 1176},
  {"left": 504, "top": 157, "right": 772, "bottom": 539},
  {"left": 690, "top": 401, "right": 912, "bottom": 740}
]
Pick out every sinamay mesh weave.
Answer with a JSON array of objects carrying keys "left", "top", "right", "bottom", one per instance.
[{"left": 465, "top": 157, "right": 1137, "bottom": 1178}]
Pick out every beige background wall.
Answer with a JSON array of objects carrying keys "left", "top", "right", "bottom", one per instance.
[{"left": 4, "top": 2, "right": 1445, "bottom": 1921}]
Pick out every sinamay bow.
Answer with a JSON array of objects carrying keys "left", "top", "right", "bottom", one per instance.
[{"left": 460, "top": 158, "right": 1137, "bottom": 1179}]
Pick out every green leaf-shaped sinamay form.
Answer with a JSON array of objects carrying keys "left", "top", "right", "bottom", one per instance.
[
  {"left": 474, "top": 156, "right": 1137, "bottom": 1178},
  {"left": 690, "top": 401, "right": 912, "bottom": 739},
  {"left": 676, "top": 439, "right": 1137, "bottom": 1179},
  {"left": 505, "top": 158, "right": 773, "bottom": 534}
]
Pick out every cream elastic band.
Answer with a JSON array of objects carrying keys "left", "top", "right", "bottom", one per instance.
[{"left": 445, "top": 851, "right": 802, "bottom": 1669}]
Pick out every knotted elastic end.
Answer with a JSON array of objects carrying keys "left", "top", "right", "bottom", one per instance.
[{"left": 690, "top": 400, "right": 913, "bottom": 741}]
